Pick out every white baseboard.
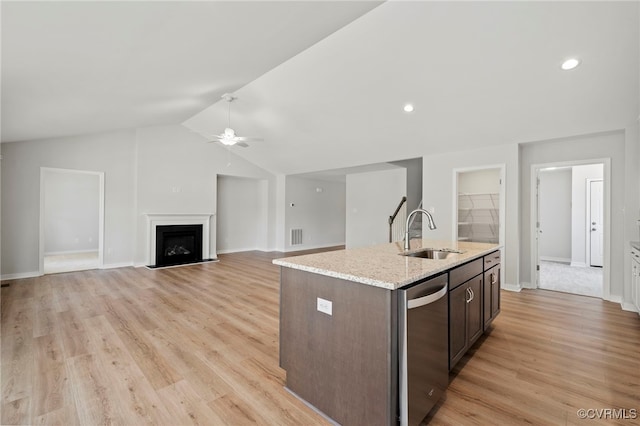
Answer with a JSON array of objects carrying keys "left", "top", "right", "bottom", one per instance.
[
  {"left": 604, "top": 294, "right": 622, "bottom": 304},
  {"left": 101, "top": 262, "right": 134, "bottom": 270},
  {"left": 502, "top": 283, "right": 522, "bottom": 292},
  {"left": 216, "top": 247, "right": 262, "bottom": 255},
  {"left": 570, "top": 261, "right": 587, "bottom": 268},
  {"left": 217, "top": 242, "right": 344, "bottom": 255},
  {"left": 45, "top": 249, "right": 99, "bottom": 256},
  {"left": 519, "top": 281, "right": 538, "bottom": 290},
  {"left": 540, "top": 256, "right": 570, "bottom": 264},
  {"left": 1, "top": 271, "right": 42, "bottom": 281},
  {"left": 284, "top": 242, "right": 345, "bottom": 253},
  {"left": 621, "top": 301, "right": 639, "bottom": 313}
]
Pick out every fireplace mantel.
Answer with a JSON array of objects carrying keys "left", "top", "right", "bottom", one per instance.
[{"left": 144, "top": 213, "right": 214, "bottom": 266}]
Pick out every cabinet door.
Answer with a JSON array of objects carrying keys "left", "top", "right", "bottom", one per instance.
[
  {"left": 483, "top": 265, "right": 501, "bottom": 330},
  {"left": 467, "top": 277, "right": 483, "bottom": 346},
  {"left": 449, "top": 283, "right": 468, "bottom": 369},
  {"left": 483, "top": 270, "right": 492, "bottom": 330}
]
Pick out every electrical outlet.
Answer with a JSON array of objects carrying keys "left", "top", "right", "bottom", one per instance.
[{"left": 317, "top": 297, "right": 332, "bottom": 316}]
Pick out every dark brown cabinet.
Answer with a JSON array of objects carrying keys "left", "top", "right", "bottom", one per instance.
[
  {"left": 448, "top": 259, "right": 483, "bottom": 370},
  {"left": 483, "top": 251, "right": 501, "bottom": 330}
]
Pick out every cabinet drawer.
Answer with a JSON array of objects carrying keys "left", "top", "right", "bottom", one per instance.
[
  {"left": 450, "top": 258, "right": 483, "bottom": 290},
  {"left": 484, "top": 251, "right": 501, "bottom": 270}
]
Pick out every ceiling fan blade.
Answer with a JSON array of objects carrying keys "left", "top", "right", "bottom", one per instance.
[
  {"left": 236, "top": 142, "right": 249, "bottom": 148},
  {"left": 235, "top": 136, "right": 263, "bottom": 142}
]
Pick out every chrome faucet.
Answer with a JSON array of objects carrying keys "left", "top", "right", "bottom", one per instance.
[{"left": 404, "top": 208, "right": 437, "bottom": 251}]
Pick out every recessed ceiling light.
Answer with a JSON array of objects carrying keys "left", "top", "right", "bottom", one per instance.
[
  {"left": 561, "top": 58, "right": 580, "bottom": 70},
  {"left": 403, "top": 104, "right": 414, "bottom": 113}
]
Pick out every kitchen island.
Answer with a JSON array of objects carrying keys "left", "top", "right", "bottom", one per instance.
[{"left": 274, "top": 239, "right": 501, "bottom": 426}]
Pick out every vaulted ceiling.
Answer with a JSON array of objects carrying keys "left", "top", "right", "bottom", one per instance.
[
  {"left": 3, "top": 1, "right": 639, "bottom": 176},
  {"left": 1, "top": 1, "right": 382, "bottom": 143}
]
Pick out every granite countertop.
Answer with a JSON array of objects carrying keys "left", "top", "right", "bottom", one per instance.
[
  {"left": 273, "top": 239, "right": 501, "bottom": 290},
  {"left": 631, "top": 241, "right": 640, "bottom": 251}
]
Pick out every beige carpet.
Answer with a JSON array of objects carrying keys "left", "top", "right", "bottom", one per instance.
[
  {"left": 539, "top": 260, "right": 603, "bottom": 298},
  {"left": 44, "top": 251, "right": 99, "bottom": 274}
]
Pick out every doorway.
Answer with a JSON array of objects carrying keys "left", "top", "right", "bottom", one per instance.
[
  {"left": 216, "top": 175, "right": 268, "bottom": 254},
  {"left": 39, "top": 168, "right": 105, "bottom": 274},
  {"left": 454, "top": 166, "right": 505, "bottom": 246},
  {"left": 532, "top": 161, "right": 607, "bottom": 298}
]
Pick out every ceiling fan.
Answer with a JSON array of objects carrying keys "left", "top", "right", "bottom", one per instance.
[{"left": 207, "top": 93, "right": 262, "bottom": 148}]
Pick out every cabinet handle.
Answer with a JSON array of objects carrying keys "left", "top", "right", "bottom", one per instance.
[
  {"left": 491, "top": 273, "right": 497, "bottom": 285},
  {"left": 465, "top": 287, "right": 472, "bottom": 303}
]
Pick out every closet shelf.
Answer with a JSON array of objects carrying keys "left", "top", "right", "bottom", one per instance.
[{"left": 457, "top": 192, "right": 499, "bottom": 244}]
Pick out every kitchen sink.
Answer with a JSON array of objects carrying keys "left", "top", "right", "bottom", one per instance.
[{"left": 399, "top": 248, "right": 463, "bottom": 259}]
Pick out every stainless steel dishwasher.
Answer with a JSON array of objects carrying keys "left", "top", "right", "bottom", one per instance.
[{"left": 398, "top": 273, "right": 448, "bottom": 426}]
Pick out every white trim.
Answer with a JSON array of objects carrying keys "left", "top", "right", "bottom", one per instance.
[
  {"left": 519, "top": 281, "right": 536, "bottom": 290},
  {"left": 39, "top": 167, "right": 105, "bottom": 275},
  {"left": 502, "top": 283, "right": 522, "bottom": 292},
  {"left": 452, "top": 164, "right": 506, "bottom": 247},
  {"left": 453, "top": 165, "right": 506, "bottom": 292},
  {"left": 605, "top": 294, "right": 622, "bottom": 304},
  {"left": 540, "top": 256, "right": 571, "bottom": 264},
  {"left": 621, "top": 301, "right": 639, "bottom": 313},
  {"left": 144, "top": 213, "right": 214, "bottom": 266},
  {"left": 216, "top": 247, "right": 262, "bottom": 255},
  {"left": 101, "top": 262, "right": 135, "bottom": 270},
  {"left": 530, "top": 158, "right": 611, "bottom": 300},
  {"left": 44, "top": 249, "right": 99, "bottom": 256},
  {"left": 283, "top": 242, "right": 346, "bottom": 253},
  {"left": 569, "top": 261, "right": 588, "bottom": 268},
  {"left": 1, "top": 271, "right": 42, "bottom": 281}
]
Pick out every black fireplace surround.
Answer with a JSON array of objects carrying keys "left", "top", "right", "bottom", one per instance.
[{"left": 155, "top": 224, "right": 203, "bottom": 267}]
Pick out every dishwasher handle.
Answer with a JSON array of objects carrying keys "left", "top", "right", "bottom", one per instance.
[{"left": 407, "top": 284, "right": 448, "bottom": 309}]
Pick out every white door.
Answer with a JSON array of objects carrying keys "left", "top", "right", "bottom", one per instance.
[{"left": 589, "top": 180, "right": 603, "bottom": 267}]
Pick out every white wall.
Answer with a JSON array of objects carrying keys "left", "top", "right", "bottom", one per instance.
[
  {"left": 285, "top": 176, "right": 346, "bottom": 251},
  {"left": 217, "top": 175, "right": 268, "bottom": 253},
  {"left": 458, "top": 168, "right": 501, "bottom": 194},
  {"left": 133, "top": 125, "right": 276, "bottom": 265},
  {"left": 44, "top": 169, "right": 100, "bottom": 254},
  {"left": 423, "top": 144, "right": 519, "bottom": 289},
  {"left": 1, "top": 124, "right": 279, "bottom": 278},
  {"left": 625, "top": 120, "right": 640, "bottom": 311},
  {"left": 1, "top": 130, "right": 137, "bottom": 277},
  {"left": 519, "top": 130, "right": 627, "bottom": 302},
  {"left": 570, "top": 164, "right": 603, "bottom": 266},
  {"left": 538, "top": 169, "right": 572, "bottom": 263},
  {"left": 346, "top": 168, "right": 406, "bottom": 249},
  {"left": 390, "top": 158, "right": 422, "bottom": 212}
]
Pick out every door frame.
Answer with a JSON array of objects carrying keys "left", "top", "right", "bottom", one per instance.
[
  {"left": 452, "top": 164, "right": 506, "bottom": 247},
  {"left": 530, "top": 158, "right": 611, "bottom": 299},
  {"left": 586, "top": 178, "right": 604, "bottom": 267},
  {"left": 39, "top": 167, "right": 105, "bottom": 275}
]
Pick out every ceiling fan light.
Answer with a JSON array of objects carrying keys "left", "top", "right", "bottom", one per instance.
[
  {"left": 220, "top": 138, "right": 236, "bottom": 146},
  {"left": 224, "top": 127, "right": 235, "bottom": 137}
]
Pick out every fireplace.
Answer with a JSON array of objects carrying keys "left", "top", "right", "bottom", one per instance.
[
  {"left": 155, "top": 224, "right": 203, "bottom": 267},
  {"left": 144, "top": 213, "right": 213, "bottom": 268}
]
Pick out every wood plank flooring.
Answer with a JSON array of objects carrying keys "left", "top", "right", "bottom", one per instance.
[{"left": 2, "top": 251, "right": 639, "bottom": 425}]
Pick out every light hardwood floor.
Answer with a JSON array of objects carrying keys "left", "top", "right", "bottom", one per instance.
[{"left": 1, "top": 251, "right": 639, "bottom": 425}]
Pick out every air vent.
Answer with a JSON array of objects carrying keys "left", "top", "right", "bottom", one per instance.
[{"left": 290, "top": 228, "right": 303, "bottom": 246}]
